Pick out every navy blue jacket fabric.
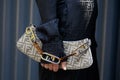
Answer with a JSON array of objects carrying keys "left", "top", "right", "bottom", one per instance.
[
  {"left": 35, "top": 1, "right": 99, "bottom": 80},
  {"left": 35, "top": 0, "right": 98, "bottom": 60}
]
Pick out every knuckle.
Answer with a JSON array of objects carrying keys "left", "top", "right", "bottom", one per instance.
[
  {"left": 44, "top": 64, "right": 49, "bottom": 69},
  {"left": 53, "top": 64, "right": 59, "bottom": 72},
  {"left": 48, "top": 64, "right": 53, "bottom": 70}
]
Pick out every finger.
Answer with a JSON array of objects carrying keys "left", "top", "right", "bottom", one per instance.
[
  {"left": 61, "top": 62, "right": 67, "bottom": 70},
  {"left": 44, "top": 64, "right": 49, "bottom": 69},
  {"left": 52, "top": 64, "right": 59, "bottom": 72},
  {"left": 48, "top": 64, "right": 53, "bottom": 71}
]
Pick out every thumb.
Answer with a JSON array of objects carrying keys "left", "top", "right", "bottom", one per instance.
[{"left": 61, "top": 62, "right": 67, "bottom": 70}]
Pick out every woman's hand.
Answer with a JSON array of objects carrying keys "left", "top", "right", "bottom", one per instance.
[{"left": 41, "top": 62, "right": 67, "bottom": 72}]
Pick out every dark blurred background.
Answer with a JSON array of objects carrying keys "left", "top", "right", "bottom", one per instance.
[{"left": 0, "top": 0, "right": 120, "bottom": 80}]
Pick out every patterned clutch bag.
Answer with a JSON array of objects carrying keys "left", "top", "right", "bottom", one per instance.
[{"left": 16, "top": 25, "right": 93, "bottom": 70}]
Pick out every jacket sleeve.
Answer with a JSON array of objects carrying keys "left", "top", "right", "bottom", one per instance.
[{"left": 35, "top": 0, "right": 65, "bottom": 62}]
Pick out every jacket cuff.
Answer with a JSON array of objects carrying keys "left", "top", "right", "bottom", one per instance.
[
  {"left": 36, "top": 19, "right": 59, "bottom": 42},
  {"left": 36, "top": 19, "right": 66, "bottom": 63}
]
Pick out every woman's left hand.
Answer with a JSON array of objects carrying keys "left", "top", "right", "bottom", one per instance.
[{"left": 41, "top": 62, "right": 66, "bottom": 72}]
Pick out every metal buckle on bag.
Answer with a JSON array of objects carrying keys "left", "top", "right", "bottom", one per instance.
[
  {"left": 26, "top": 25, "right": 36, "bottom": 42},
  {"left": 41, "top": 52, "right": 60, "bottom": 64}
]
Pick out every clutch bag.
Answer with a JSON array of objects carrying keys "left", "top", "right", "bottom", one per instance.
[{"left": 16, "top": 25, "right": 93, "bottom": 70}]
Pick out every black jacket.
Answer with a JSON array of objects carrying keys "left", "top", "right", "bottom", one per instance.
[{"left": 35, "top": 0, "right": 98, "bottom": 60}]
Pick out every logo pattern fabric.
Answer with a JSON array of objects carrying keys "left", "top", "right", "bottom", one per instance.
[
  {"left": 63, "top": 38, "right": 93, "bottom": 70},
  {"left": 16, "top": 33, "right": 42, "bottom": 62},
  {"left": 16, "top": 26, "right": 93, "bottom": 70}
]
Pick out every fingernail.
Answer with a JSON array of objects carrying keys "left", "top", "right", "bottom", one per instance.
[{"left": 63, "top": 66, "right": 66, "bottom": 70}]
